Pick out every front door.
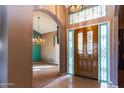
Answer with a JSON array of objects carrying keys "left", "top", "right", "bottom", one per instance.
[{"left": 74, "top": 25, "right": 98, "bottom": 79}]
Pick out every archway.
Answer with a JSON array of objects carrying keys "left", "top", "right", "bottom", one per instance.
[
  {"left": 32, "top": 8, "right": 66, "bottom": 74},
  {"left": 32, "top": 7, "right": 66, "bottom": 87}
]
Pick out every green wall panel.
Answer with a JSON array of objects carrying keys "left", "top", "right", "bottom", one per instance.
[
  {"left": 32, "top": 30, "right": 41, "bottom": 62},
  {"left": 32, "top": 45, "right": 41, "bottom": 62}
]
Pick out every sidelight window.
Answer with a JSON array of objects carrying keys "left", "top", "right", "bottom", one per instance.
[
  {"left": 68, "top": 30, "right": 74, "bottom": 74},
  {"left": 99, "top": 23, "right": 109, "bottom": 82}
]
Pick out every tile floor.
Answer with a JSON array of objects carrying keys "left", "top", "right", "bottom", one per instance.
[{"left": 33, "top": 63, "right": 113, "bottom": 88}]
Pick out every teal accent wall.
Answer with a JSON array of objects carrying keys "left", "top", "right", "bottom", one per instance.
[
  {"left": 32, "top": 30, "right": 41, "bottom": 62},
  {"left": 32, "top": 45, "right": 41, "bottom": 62}
]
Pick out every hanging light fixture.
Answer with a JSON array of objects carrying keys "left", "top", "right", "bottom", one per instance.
[
  {"left": 68, "top": 5, "right": 83, "bottom": 13},
  {"left": 32, "top": 16, "right": 45, "bottom": 45}
]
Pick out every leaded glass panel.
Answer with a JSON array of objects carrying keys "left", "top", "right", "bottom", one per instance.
[
  {"left": 68, "top": 30, "right": 74, "bottom": 74},
  {"left": 87, "top": 31, "right": 93, "bottom": 54},
  {"left": 100, "top": 23, "right": 109, "bottom": 82},
  {"left": 69, "top": 5, "right": 107, "bottom": 24},
  {"left": 78, "top": 32, "right": 83, "bottom": 54}
]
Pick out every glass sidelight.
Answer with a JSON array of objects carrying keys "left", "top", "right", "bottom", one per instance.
[
  {"left": 99, "top": 23, "right": 109, "bottom": 82},
  {"left": 68, "top": 30, "right": 74, "bottom": 74}
]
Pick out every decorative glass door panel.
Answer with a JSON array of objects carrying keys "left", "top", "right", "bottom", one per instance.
[
  {"left": 87, "top": 31, "right": 93, "bottom": 54},
  {"left": 78, "top": 32, "right": 83, "bottom": 54}
]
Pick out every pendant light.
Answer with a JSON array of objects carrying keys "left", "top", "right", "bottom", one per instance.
[{"left": 32, "top": 16, "right": 45, "bottom": 45}]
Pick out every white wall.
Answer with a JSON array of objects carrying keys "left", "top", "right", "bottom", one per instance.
[
  {"left": 54, "top": 36, "right": 60, "bottom": 65},
  {"left": 33, "top": 11, "right": 57, "bottom": 34}
]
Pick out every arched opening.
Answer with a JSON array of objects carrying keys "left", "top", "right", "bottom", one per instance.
[{"left": 32, "top": 9, "right": 65, "bottom": 87}]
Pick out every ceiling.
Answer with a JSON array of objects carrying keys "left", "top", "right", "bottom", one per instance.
[{"left": 33, "top": 11, "right": 57, "bottom": 34}]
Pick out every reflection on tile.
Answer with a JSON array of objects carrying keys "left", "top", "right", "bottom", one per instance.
[
  {"left": 33, "top": 63, "right": 114, "bottom": 88},
  {"left": 44, "top": 75, "right": 113, "bottom": 88}
]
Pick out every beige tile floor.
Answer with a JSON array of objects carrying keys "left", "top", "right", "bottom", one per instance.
[
  {"left": 33, "top": 63, "right": 60, "bottom": 88},
  {"left": 33, "top": 63, "right": 113, "bottom": 88},
  {"left": 44, "top": 75, "right": 113, "bottom": 88}
]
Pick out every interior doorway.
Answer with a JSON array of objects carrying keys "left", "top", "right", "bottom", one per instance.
[{"left": 32, "top": 10, "right": 60, "bottom": 87}]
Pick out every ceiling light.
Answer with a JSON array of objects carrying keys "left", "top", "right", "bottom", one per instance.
[{"left": 68, "top": 5, "right": 83, "bottom": 13}]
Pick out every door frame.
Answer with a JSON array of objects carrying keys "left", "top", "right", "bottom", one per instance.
[{"left": 67, "top": 21, "right": 110, "bottom": 82}]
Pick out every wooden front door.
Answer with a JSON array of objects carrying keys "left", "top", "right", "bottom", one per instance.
[{"left": 74, "top": 25, "right": 98, "bottom": 79}]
